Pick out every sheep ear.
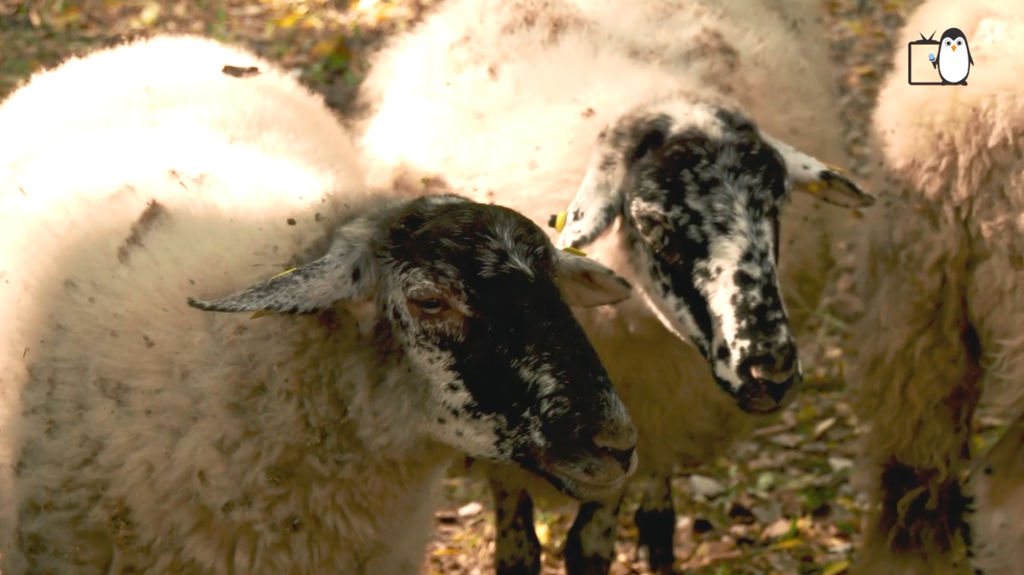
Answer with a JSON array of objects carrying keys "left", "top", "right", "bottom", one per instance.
[
  {"left": 555, "top": 248, "right": 633, "bottom": 308},
  {"left": 187, "top": 220, "right": 376, "bottom": 316},
  {"left": 554, "top": 153, "right": 626, "bottom": 250},
  {"left": 555, "top": 116, "right": 674, "bottom": 249},
  {"left": 761, "top": 133, "right": 876, "bottom": 208}
]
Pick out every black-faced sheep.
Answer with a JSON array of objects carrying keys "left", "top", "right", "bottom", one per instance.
[
  {"left": 353, "top": 0, "right": 875, "bottom": 572},
  {"left": 0, "top": 35, "right": 643, "bottom": 575},
  {"left": 847, "top": 1, "right": 1024, "bottom": 574}
]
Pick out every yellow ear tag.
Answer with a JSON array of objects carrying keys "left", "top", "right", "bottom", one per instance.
[
  {"left": 249, "top": 268, "right": 297, "bottom": 319},
  {"left": 552, "top": 211, "right": 568, "bottom": 233},
  {"left": 562, "top": 246, "right": 587, "bottom": 257},
  {"left": 805, "top": 182, "right": 821, "bottom": 193}
]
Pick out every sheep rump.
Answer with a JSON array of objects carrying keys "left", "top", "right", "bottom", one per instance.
[
  {"left": 847, "top": 1, "right": 1024, "bottom": 574},
  {"left": 355, "top": 0, "right": 865, "bottom": 571}
]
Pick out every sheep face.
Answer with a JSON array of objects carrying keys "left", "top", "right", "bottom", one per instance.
[
  {"left": 188, "top": 194, "right": 639, "bottom": 500},
  {"left": 556, "top": 98, "right": 873, "bottom": 415}
]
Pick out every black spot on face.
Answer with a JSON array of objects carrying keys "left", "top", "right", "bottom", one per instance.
[
  {"left": 375, "top": 196, "right": 621, "bottom": 469},
  {"left": 733, "top": 270, "right": 756, "bottom": 290}
]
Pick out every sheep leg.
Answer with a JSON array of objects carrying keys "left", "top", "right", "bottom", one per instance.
[
  {"left": 490, "top": 476, "right": 542, "bottom": 575},
  {"left": 849, "top": 205, "right": 981, "bottom": 575},
  {"left": 851, "top": 332, "right": 981, "bottom": 575},
  {"left": 564, "top": 490, "right": 626, "bottom": 575},
  {"left": 634, "top": 474, "right": 676, "bottom": 574}
]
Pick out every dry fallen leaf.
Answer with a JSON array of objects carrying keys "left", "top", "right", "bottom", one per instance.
[
  {"left": 457, "top": 501, "right": 483, "bottom": 518},
  {"left": 813, "top": 416, "right": 838, "bottom": 439},
  {"left": 432, "top": 546, "right": 460, "bottom": 557},
  {"left": 761, "top": 518, "right": 793, "bottom": 540},
  {"left": 536, "top": 522, "right": 551, "bottom": 547},
  {"left": 770, "top": 537, "right": 804, "bottom": 550},
  {"left": 822, "top": 559, "right": 851, "bottom": 575},
  {"left": 690, "top": 474, "right": 726, "bottom": 499}
]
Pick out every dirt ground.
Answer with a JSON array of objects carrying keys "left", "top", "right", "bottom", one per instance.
[{"left": 0, "top": 0, "right": 1005, "bottom": 573}]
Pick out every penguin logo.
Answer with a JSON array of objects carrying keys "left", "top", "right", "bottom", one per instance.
[
  {"left": 933, "top": 27, "right": 974, "bottom": 84},
  {"left": 907, "top": 28, "right": 976, "bottom": 86}
]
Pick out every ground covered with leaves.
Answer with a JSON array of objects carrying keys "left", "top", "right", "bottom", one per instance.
[{"left": 0, "top": 0, "right": 1005, "bottom": 573}]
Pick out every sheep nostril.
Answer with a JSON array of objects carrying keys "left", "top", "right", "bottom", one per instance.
[
  {"left": 747, "top": 349, "right": 798, "bottom": 386},
  {"left": 764, "top": 379, "right": 790, "bottom": 404},
  {"left": 749, "top": 361, "right": 797, "bottom": 385},
  {"left": 600, "top": 445, "right": 636, "bottom": 471}
]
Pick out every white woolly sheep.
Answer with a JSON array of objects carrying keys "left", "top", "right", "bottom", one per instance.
[
  {"left": 353, "top": 0, "right": 875, "bottom": 572},
  {"left": 0, "top": 35, "right": 644, "bottom": 575},
  {"left": 846, "top": 1, "right": 1024, "bottom": 575}
]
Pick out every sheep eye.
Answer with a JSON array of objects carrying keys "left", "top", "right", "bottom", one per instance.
[{"left": 413, "top": 298, "right": 448, "bottom": 316}]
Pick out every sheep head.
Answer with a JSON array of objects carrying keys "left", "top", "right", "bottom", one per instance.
[
  {"left": 187, "top": 193, "right": 638, "bottom": 500},
  {"left": 553, "top": 96, "right": 873, "bottom": 415}
]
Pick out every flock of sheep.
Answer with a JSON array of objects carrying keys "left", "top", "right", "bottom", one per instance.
[{"left": 0, "top": 0, "right": 1019, "bottom": 573}]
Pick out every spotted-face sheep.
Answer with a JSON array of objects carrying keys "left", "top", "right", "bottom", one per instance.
[
  {"left": 0, "top": 35, "right": 643, "bottom": 575},
  {"left": 845, "top": 1, "right": 1024, "bottom": 574},
  {"left": 353, "top": 0, "right": 875, "bottom": 572}
]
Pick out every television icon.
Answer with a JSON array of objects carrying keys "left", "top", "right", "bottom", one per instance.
[{"left": 908, "top": 31, "right": 943, "bottom": 85}]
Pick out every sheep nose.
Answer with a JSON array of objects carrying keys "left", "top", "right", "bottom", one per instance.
[
  {"left": 600, "top": 444, "right": 637, "bottom": 472},
  {"left": 594, "top": 422, "right": 638, "bottom": 472},
  {"left": 745, "top": 344, "right": 800, "bottom": 402},
  {"left": 749, "top": 358, "right": 798, "bottom": 386},
  {"left": 594, "top": 427, "right": 637, "bottom": 453}
]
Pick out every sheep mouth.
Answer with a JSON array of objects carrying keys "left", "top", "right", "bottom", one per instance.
[
  {"left": 733, "top": 374, "right": 802, "bottom": 415},
  {"left": 538, "top": 450, "right": 639, "bottom": 500}
]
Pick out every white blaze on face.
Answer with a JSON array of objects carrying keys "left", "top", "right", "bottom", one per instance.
[
  {"left": 939, "top": 35, "right": 970, "bottom": 82},
  {"left": 699, "top": 213, "right": 755, "bottom": 394}
]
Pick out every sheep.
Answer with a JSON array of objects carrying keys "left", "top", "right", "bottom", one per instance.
[
  {"left": 0, "top": 34, "right": 645, "bottom": 575},
  {"left": 353, "top": 0, "right": 875, "bottom": 572},
  {"left": 844, "top": 1, "right": 1024, "bottom": 574}
]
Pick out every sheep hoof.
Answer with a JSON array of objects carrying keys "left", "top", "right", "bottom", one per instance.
[
  {"left": 635, "top": 505, "right": 676, "bottom": 574},
  {"left": 563, "top": 544, "right": 613, "bottom": 575}
]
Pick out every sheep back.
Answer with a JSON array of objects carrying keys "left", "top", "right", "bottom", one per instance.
[
  {"left": 357, "top": 0, "right": 859, "bottom": 334},
  {"left": 857, "top": 0, "right": 1024, "bottom": 415}
]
